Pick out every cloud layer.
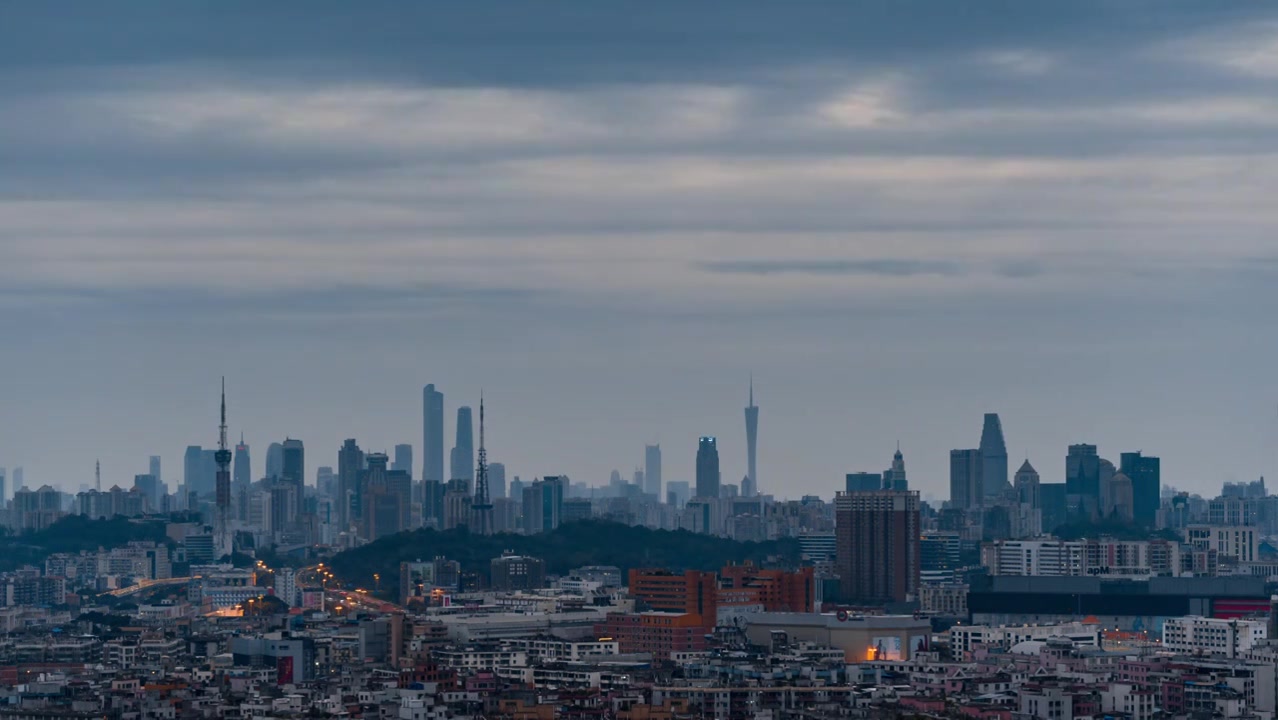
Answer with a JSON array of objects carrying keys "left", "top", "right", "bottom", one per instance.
[{"left": 2, "top": 3, "right": 1277, "bottom": 499}]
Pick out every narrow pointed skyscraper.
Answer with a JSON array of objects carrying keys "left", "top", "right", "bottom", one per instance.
[
  {"left": 979, "top": 413, "right": 1009, "bottom": 499},
  {"left": 471, "top": 394, "right": 494, "bottom": 535},
  {"left": 743, "top": 376, "right": 759, "bottom": 497}
]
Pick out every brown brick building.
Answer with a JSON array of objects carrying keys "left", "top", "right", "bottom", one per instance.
[{"left": 835, "top": 490, "right": 920, "bottom": 604}]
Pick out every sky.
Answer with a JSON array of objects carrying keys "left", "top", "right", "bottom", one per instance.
[{"left": 3, "top": 2, "right": 1278, "bottom": 502}]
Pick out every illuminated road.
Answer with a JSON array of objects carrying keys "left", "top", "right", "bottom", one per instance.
[{"left": 107, "top": 577, "right": 192, "bottom": 597}]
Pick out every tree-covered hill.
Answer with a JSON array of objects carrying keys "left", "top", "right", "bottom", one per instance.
[
  {"left": 0, "top": 515, "right": 173, "bottom": 572},
  {"left": 328, "top": 520, "right": 802, "bottom": 589}
]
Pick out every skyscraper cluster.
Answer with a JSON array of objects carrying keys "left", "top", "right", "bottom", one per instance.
[{"left": 942, "top": 413, "right": 1161, "bottom": 537}]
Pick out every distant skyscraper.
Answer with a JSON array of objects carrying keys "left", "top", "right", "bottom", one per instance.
[
  {"left": 183, "top": 446, "right": 203, "bottom": 501},
  {"left": 979, "top": 413, "right": 1009, "bottom": 499},
  {"left": 644, "top": 444, "right": 662, "bottom": 498},
  {"left": 0, "top": 467, "right": 5, "bottom": 507},
  {"left": 846, "top": 472, "right": 882, "bottom": 494},
  {"left": 133, "top": 474, "right": 159, "bottom": 509},
  {"left": 1108, "top": 472, "right": 1135, "bottom": 521},
  {"left": 1121, "top": 451, "right": 1161, "bottom": 527},
  {"left": 667, "top": 480, "right": 691, "bottom": 508},
  {"left": 695, "top": 437, "right": 720, "bottom": 500},
  {"left": 200, "top": 449, "right": 218, "bottom": 497},
  {"left": 393, "top": 444, "right": 413, "bottom": 477},
  {"left": 422, "top": 384, "right": 445, "bottom": 483},
  {"left": 1014, "top": 459, "right": 1040, "bottom": 508},
  {"left": 450, "top": 406, "right": 474, "bottom": 482},
  {"left": 1066, "top": 444, "right": 1100, "bottom": 519},
  {"left": 884, "top": 446, "right": 908, "bottom": 491},
  {"left": 949, "top": 449, "right": 983, "bottom": 510},
  {"left": 149, "top": 456, "right": 162, "bottom": 486},
  {"left": 489, "top": 462, "right": 507, "bottom": 500},
  {"left": 338, "top": 439, "right": 363, "bottom": 527},
  {"left": 282, "top": 439, "right": 305, "bottom": 493},
  {"left": 835, "top": 490, "right": 920, "bottom": 604},
  {"left": 12, "top": 466, "right": 22, "bottom": 491},
  {"left": 233, "top": 436, "right": 250, "bottom": 490},
  {"left": 265, "top": 442, "right": 284, "bottom": 479},
  {"left": 744, "top": 378, "right": 758, "bottom": 497}
]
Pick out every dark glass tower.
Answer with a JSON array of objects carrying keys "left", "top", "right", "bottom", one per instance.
[
  {"left": 233, "top": 436, "right": 250, "bottom": 490},
  {"left": 644, "top": 444, "right": 662, "bottom": 498},
  {"left": 1066, "top": 443, "right": 1100, "bottom": 519},
  {"left": 451, "top": 406, "right": 474, "bottom": 482},
  {"left": 695, "top": 436, "right": 720, "bottom": 500},
  {"left": 979, "top": 413, "right": 1009, "bottom": 499},
  {"left": 338, "top": 439, "right": 364, "bottom": 528},
  {"left": 422, "top": 384, "right": 444, "bottom": 483},
  {"left": 1121, "top": 451, "right": 1161, "bottom": 527}
]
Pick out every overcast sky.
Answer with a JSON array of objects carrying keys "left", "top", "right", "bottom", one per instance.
[{"left": 3, "top": 2, "right": 1278, "bottom": 502}]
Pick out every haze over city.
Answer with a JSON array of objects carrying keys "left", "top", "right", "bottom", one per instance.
[{"left": 4, "top": 2, "right": 1278, "bottom": 499}]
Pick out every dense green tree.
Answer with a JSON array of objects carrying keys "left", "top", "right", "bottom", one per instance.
[{"left": 328, "top": 520, "right": 801, "bottom": 591}]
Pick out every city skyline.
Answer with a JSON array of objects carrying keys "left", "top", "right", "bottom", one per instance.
[
  {"left": 0, "top": 377, "right": 1270, "bottom": 504},
  {"left": 4, "top": 4, "right": 1278, "bottom": 498}
]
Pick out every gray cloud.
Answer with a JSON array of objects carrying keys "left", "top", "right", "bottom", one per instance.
[
  {"left": 1, "top": 2, "right": 1277, "bottom": 499},
  {"left": 699, "top": 259, "right": 964, "bottom": 277}
]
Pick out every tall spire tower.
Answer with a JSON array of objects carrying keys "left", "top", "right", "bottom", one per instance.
[
  {"left": 471, "top": 393, "right": 494, "bottom": 535},
  {"left": 95, "top": 460, "right": 101, "bottom": 492},
  {"left": 214, "top": 378, "right": 233, "bottom": 554},
  {"left": 743, "top": 375, "right": 759, "bottom": 497}
]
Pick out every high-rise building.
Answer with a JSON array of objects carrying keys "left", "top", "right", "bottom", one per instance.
[
  {"left": 835, "top": 490, "right": 920, "bottom": 604},
  {"left": 949, "top": 449, "right": 983, "bottom": 510},
  {"left": 744, "top": 379, "right": 758, "bottom": 497},
  {"left": 183, "top": 446, "right": 203, "bottom": 501},
  {"left": 1107, "top": 472, "right": 1134, "bottom": 522},
  {"left": 422, "top": 384, "right": 445, "bottom": 483},
  {"left": 443, "top": 478, "right": 471, "bottom": 531},
  {"left": 0, "top": 467, "right": 7, "bottom": 508},
  {"left": 1039, "top": 482, "right": 1068, "bottom": 534},
  {"left": 450, "top": 406, "right": 474, "bottom": 482},
  {"left": 644, "top": 444, "right": 662, "bottom": 498},
  {"left": 148, "top": 456, "right": 162, "bottom": 486},
  {"left": 883, "top": 447, "right": 908, "bottom": 491},
  {"left": 133, "top": 474, "right": 159, "bottom": 509},
  {"left": 282, "top": 439, "right": 305, "bottom": 493},
  {"left": 979, "top": 413, "right": 1009, "bottom": 499},
  {"left": 1121, "top": 451, "right": 1161, "bottom": 527},
  {"left": 695, "top": 437, "right": 720, "bottom": 500},
  {"left": 522, "top": 476, "right": 566, "bottom": 534},
  {"left": 393, "top": 444, "right": 413, "bottom": 478},
  {"left": 316, "top": 466, "right": 336, "bottom": 498},
  {"left": 12, "top": 467, "right": 23, "bottom": 492},
  {"left": 1014, "top": 459, "right": 1040, "bottom": 508},
  {"left": 846, "top": 472, "right": 883, "bottom": 494},
  {"left": 233, "top": 437, "right": 250, "bottom": 491},
  {"left": 265, "top": 442, "right": 284, "bottom": 479},
  {"left": 337, "top": 439, "right": 364, "bottom": 528},
  {"left": 361, "top": 453, "right": 412, "bottom": 539},
  {"left": 489, "top": 462, "right": 507, "bottom": 500},
  {"left": 422, "top": 479, "right": 445, "bottom": 529},
  {"left": 1066, "top": 444, "right": 1100, "bottom": 520},
  {"left": 666, "top": 480, "right": 690, "bottom": 508}
]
